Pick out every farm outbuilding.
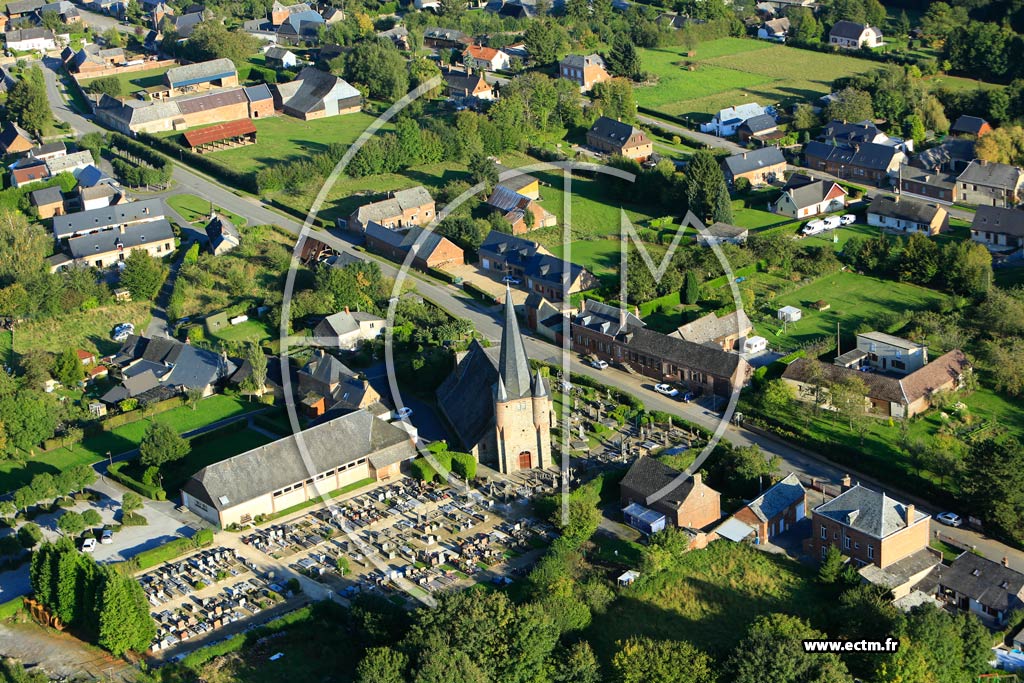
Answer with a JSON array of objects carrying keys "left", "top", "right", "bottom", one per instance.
[{"left": 777, "top": 306, "right": 802, "bottom": 323}]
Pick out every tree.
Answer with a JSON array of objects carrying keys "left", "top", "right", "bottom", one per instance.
[
  {"left": 612, "top": 637, "right": 714, "bottom": 683},
  {"left": 523, "top": 20, "right": 567, "bottom": 66},
  {"left": 468, "top": 153, "right": 499, "bottom": 190},
  {"left": 826, "top": 87, "right": 874, "bottom": 123},
  {"left": 792, "top": 102, "right": 819, "bottom": 130},
  {"left": 102, "top": 26, "right": 124, "bottom": 47},
  {"left": 96, "top": 567, "right": 156, "bottom": 655},
  {"left": 789, "top": 7, "right": 821, "bottom": 43},
  {"left": 438, "top": 0, "right": 465, "bottom": 19},
  {"left": 17, "top": 523, "right": 43, "bottom": 548},
  {"left": 0, "top": 500, "right": 15, "bottom": 523},
  {"left": 684, "top": 150, "right": 730, "bottom": 224},
  {"left": 975, "top": 125, "right": 1024, "bottom": 166},
  {"left": 119, "top": 250, "right": 165, "bottom": 301},
  {"left": 606, "top": 33, "right": 642, "bottom": 80},
  {"left": 29, "top": 473, "right": 57, "bottom": 503},
  {"left": 336, "top": 554, "right": 350, "bottom": 575},
  {"left": 138, "top": 421, "right": 190, "bottom": 468},
  {"left": 356, "top": 647, "right": 408, "bottom": 683},
  {"left": 818, "top": 545, "right": 845, "bottom": 583},
  {"left": 85, "top": 75, "right": 123, "bottom": 98},
  {"left": 13, "top": 487, "right": 35, "bottom": 515},
  {"left": 592, "top": 78, "right": 636, "bottom": 122},
  {"left": 65, "top": 464, "right": 96, "bottom": 495},
  {"left": 729, "top": 613, "right": 853, "bottom": 683},
  {"left": 121, "top": 491, "right": 143, "bottom": 519},
  {"left": 960, "top": 437, "right": 1024, "bottom": 545},
  {"left": 344, "top": 41, "right": 409, "bottom": 102},
  {"left": 903, "top": 113, "right": 926, "bottom": 147},
  {"left": 179, "top": 21, "right": 260, "bottom": 66},
  {"left": 682, "top": 270, "right": 700, "bottom": 305},
  {"left": 0, "top": 391, "right": 57, "bottom": 453},
  {"left": 555, "top": 641, "right": 600, "bottom": 683},
  {"left": 57, "top": 510, "right": 86, "bottom": 537},
  {"left": 6, "top": 69, "right": 49, "bottom": 136},
  {"left": 184, "top": 386, "right": 204, "bottom": 411},
  {"left": 758, "top": 379, "right": 794, "bottom": 414},
  {"left": 52, "top": 348, "right": 85, "bottom": 387},
  {"left": 82, "top": 509, "right": 102, "bottom": 526},
  {"left": 241, "top": 344, "right": 268, "bottom": 397}
]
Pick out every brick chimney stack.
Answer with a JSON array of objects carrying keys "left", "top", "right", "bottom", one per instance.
[
  {"left": 840, "top": 474, "right": 852, "bottom": 491},
  {"left": 904, "top": 504, "right": 915, "bottom": 525},
  {"left": 693, "top": 472, "right": 702, "bottom": 487},
  {"left": 1003, "top": 556, "right": 1010, "bottom": 567}
]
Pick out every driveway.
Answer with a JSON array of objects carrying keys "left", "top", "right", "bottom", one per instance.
[
  {"left": 443, "top": 263, "right": 532, "bottom": 304},
  {"left": 637, "top": 114, "right": 746, "bottom": 154}
]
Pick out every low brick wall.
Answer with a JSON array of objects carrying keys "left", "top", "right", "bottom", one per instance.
[{"left": 74, "top": 58, "right": 177, "bottom": 81}]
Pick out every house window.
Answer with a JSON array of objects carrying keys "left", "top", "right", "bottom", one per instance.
[
  {"left": 821, "top": 546, "right": 827, "bottom": 558},
  {"left": 843, "top": 536, "right": 851, "bottom": 550},
  {"left": 820, "top": 525, "right": 827, "bottom": 539},
  {"left": 867, "top": 545, "right": 874, "bottom": 559},
  {"left": 854, "top": 542, "right": 859, "bottom": 549}
]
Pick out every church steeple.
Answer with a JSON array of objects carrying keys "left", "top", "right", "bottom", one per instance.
[
  {"left": 498, "top": 284, "right": 532, "bottom": 400},
  {"left": 531, "top": 367, "right": 547, "bottom": 398}
]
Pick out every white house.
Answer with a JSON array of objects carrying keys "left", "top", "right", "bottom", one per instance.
[
  {"left": 829, "top": 20, "right": 882, "bottom": 49},
  {"left": 778, "top": 306, "right": 801, "bottom": 323},
  {"left": 4, "top": 28, "right": 64, "bottom": 51},
  {"left": 463, "top": 44, "right": 511, "bottom": 71},
  {"left": 313, "top": 309, "right": 385, "bottom": 349},
  {"left": 264, "top": 45, "right": 298, "bottom": 68},
  {"left": 700, "top": 102, "right": 766, "bottom": 137},
  {"left": 772, "top": 176, "right": 848, "bottom": 218},
  {"left": 757, "top": 17, "right": 789, "bottom": 42}
]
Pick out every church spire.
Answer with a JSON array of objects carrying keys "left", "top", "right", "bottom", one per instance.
[
  {"left": 498, "top": 283, "right": 532, "bottom": 400},
  {"left": 531, "top": 367, "right": 547, "bottom": 398}
]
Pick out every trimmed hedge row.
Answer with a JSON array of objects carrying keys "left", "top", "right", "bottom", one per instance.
[
  {"left": 108, "top": 462, "right": 166, "bottom": 500},
  {"left": 428, "top": 266, "right": 459, "bottom": 284},
  {"left": 130, "top": 528, "right": 214, "bottom": 571},
  {"left": 101, "top": 396, "right": 185, "bottom": 431},
  {"left": 178, "top": 604, "right": 316, "bottom": 669},
  {"left": 462, "top": 281, "right": 498, "bottom": 303}
]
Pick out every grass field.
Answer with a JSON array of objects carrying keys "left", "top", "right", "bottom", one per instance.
[
  {"left": 586, "top": 541, "right": 829, "bottom": 661},
  {"left": 79, "top": 66, "right": 172, "bottom": 96},
  {"left": 637, "top": 38, "right": 882, "bottom": 118},
  {"left": 10, "top": 301, "right": 151, "bottom": 357},
  {"left": 549, "top": 239, "right": 669, "bottom": 278},
  {"left": 167, "top": 193, "right": 248, "bottom": 227},
  {"left": 197, "top": 112, "right": 385, "bottom": 175},
  {"left": 753, "top": 271, "right": 948, "bottom": 350},
  {"left": 0, "top": 395, "right": 264, "bottom": 493}
]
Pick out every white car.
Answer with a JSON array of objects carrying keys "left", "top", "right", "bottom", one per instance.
[
  {"left": 840, "top": 214, "right": 856, "bottom": 226},
  {"left": 822, "top": 215, "right": 842, "bottom": 230},
  {"left": 936, "top": 512, "right": 963, "bottom": 527},
  {"left": 801, "top": 219, "right": 826, "bottom": 236},
  {"left": 112, "top": 322, "right": 135, "bottom": 341},
  {"left": 590, "top": 359, "right": 608, "bottom": 370},
  {"left": 81, "top": 538, "right": 97, "bottom": 552},
  {"left": 654, "top": 383, "right": 679, "bottom": 398}
]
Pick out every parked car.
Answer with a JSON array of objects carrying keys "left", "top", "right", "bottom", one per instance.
[
  {"left": 840, "top": 214, "right": 856, "bottom": 226},
  {"left": 589, "top": 359, "right": 608, "bottom": 370},
  {"left": 801, "top": 219, "right": 826, "bottom": 236},
  {"left": 822, "top": 215, "right": 842, "bottom": 230},
  {"left": 112, "top": 322, "right": 134, "bottom": 341},
  {"left": 936, "top": 512, "right": 963, "bottom": 527},
  {"left": 501, "top": 275, "right": 521, "bottom": 285},
  {"left": 82, "top": 538, "right": 97, "bottom": 553},
  {"left": 393, "top": 407, "right": 413, "bottom": 420},
  {"left": 101, "top": 529, "right": 113, "bottom": 544},
  {"left": 653, "top": 383, "right": 679, "bottom": 397},
  {"left": 682, "top": 391, "right": 697, "bottom": 402}
]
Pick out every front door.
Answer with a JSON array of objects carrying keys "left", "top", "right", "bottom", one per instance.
[{"left": 518, "top": 451, "right": 532, "bottom": 470}]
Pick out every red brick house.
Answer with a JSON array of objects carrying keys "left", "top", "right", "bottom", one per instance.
[
  {"left": 363, "top": 222, "right": 463, "bottom": 271},
  {"left": 620, "top": 456, "right": 721, "bottom": 531},
  {"left": 730, "top": 473, "right": 806, "bottom": 544}
]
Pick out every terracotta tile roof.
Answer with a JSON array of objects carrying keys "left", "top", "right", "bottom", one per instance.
[{"left": 183, "top": 119, "right": 256, "bottom": 147}]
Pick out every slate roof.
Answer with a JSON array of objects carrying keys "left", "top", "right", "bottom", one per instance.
[
  {"left": 423, "top": 26, "right": 468, "bottom": 42},
  {"left": 4, "top": 28, "right": 55, "bottom": 43},
  {"left": 625, "top": 326, "right": 745, "bottom": 380},
  {"left": 830, "top": 19, "right": 869, "bottom": 39},
  {"left": 53, "top": 198, "right": 165, "bottom": 239},
  {"left": 442, "top": 67, "right": 489, "bottom": 95},
  {"left": 858, "top": 331, "right": 923, "bottom": 350},
  {"left": 108, "top": 334, "right": 233, "bottom": 393},
  {"left": 744, "top": 472, "right": 804, "bottom": 523},
  {"left": 5, "top": 0, "right": 44, "bottom": 14},
  {"left": 587, "top": 115, "right": 647, "bottom": 148},
  {"left": 777, "top": 178, "right": 846, "bottom": 210},
  {"left": 165, "top": 57, "right": 235, "bottom": 88},
  {"left": 76, "top": 164, "right": 114, "bottom": 188},
  {"left": 561, "top": 53, "right": 605, "bottom": 69},
  {"left": 958, "top": 160, "right": 1022, "bottom": 190},
  {"left": 820, "top": 119, "right": 883, "bottom": 145},
  {"left": 265, "top": 46, "right": 295, "bottom": 60},
  {"left": 859, "top": 547, "right": 941, "bottom": 588},
  {"left": 244, "top": 83, "right": 273, "bottom": 102},
  {"left": 478, "top": 230, "right": 588, "bottom": 286},
  {"left": 937, "top": 552, "right": 1024, "bottom": 612},
  {"left": 30, "top": 185, "right": 63, "bottom": 207},
  {"left": 813, "top": 484, "right": 927, "bottom": 539},
  {"left": 737, "top": 114, "right": 777, "bottom": 135},
  {"left": 176, "top": 87, "right": 247, "bottom": 115},
  {"left": 0, "top": 122, "right": 32, "bottom": 149},
  {"left": 479, "top": 230, "right": 539, "bottom": 266},
  {"left": 804, "top": 140, "right": 903, "bottom": 172},
  {"left": 45, "top": 150, "right": 93, "bottom": 175},
  {"left": 898, "top": 164, "right": 955, "bottom": 190},
  {"left": 353, "top": 186, "right": 433, "bottom": 224},
  {"left": 363, "top": 222, "right": 452, "bottom": 262},
  {"left": 723, "top": 146, "right": 785, "bottom": 177},
  {"left": 79, "top": 184, "right": 117, "bottom": 202},
  {"left": 300, "top": 350, "right": 355, "bottom": 385},
  {"left": 783, "top": 357, "right": 905, "bottom": 403},
  {"left": 167, "top": 11, "right": 203, "bottom": 38},
  {"left": 67, "top": 218, "right": 174, "bottom": 258},
  {"left": 621, "top": 456, "right": 695, "bottom": 508},
  {"left": 181, "top": 410, "right": 416, "bottom": 510},
  {"left": 671, "top": 309, "right": 751, "bottom": 344},
  {"left": 972, "top": 205, "right": 1024, "bottom": 237},
  {"left": 573, "top": 299, "right": 643, "bottom": 337},
  {"left": 867, "top": 195, "right": 945, "bottom": 225},
  {"left": 951, "top": 115, "right": 989, "bottom": 136},
  {"left": 32, "top": 141, "right": 67, "bottom": 157},
  {"left": 204, "top": 213, "right": 240, "bottom": 252},
  {"left": 913, "top": 138, "right": 975, "bottom": 172}
]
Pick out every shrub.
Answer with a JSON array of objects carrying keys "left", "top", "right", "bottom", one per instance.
[
  {"left": 107, "top": 462, "right": 166, "bottom": 500},
  {"left": 17, "top": 523, "right": 42, "bottom": 548},
  {"left": 286, "top": 577, "right": 301, "bottom": 594},
  {"left": 82, "top": 509, "right": 102, "bottom": 526},
  {"left": 121, "top": 513, "right": 148, "bottom": 526}
]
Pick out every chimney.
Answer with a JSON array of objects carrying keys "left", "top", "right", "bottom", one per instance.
[
  {"left": 344, "top": 306, "right": 350, "bottom": 314},
  {"left": 692, "top": 472, "right": 702, "bottom": 487},
  {"left": 1003, "top": 557, "right": 1010, "bottom": 567},
  {"left": 840, "top": 474, "right": 851, "bottom": 491},
  {"left": 619, "top": 306, "right": 626, "bottom": 328},
  {"left": 742, "top": 152, "right": 748, "bottom": 159},
  {"left": 119, "top": 224, "right": 126, "bottom": 234},
  {"left": 904, "top": 504, "right": 915, "bottom": 525}
]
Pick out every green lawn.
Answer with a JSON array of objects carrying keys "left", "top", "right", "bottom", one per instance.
[
  {"left": 0, "top": 395, "right": 264, "bottom": 494},
  {"left": 586, "top": 541, "right": 831, "bottom": 662},
  {"left": 79, "top": 66, "right": 172, "bottom": 96},
  {"left": 753, "top": 271, "right": 948, "bottom": 350},
  {"left": 924, "top": 74, "right": 1003, "bottom": 93},
  {"left": 549, "top": 239, "right": 667, "bottom": 278},
  {"left": 193, "top": 112, "right": 385, "bottom": 175},
  {"left": 167, "top": 193, "right": 248, "bottom": 227},
  {"left": 637, "top": 38, "right": 882, "bottom": 119},
  {"left": 211, "top": 318, "right": 275, "bottom": 344}
]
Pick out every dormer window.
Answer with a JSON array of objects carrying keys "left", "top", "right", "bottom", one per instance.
[{"left": 972, "top": 569, "right": 981, "bottom": 577}]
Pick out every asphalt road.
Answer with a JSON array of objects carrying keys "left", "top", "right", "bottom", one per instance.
[{"left": 637, "top": 114, "right": 746, "bottom": 154}]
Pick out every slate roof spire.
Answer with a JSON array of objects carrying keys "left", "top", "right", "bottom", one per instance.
[
  {"left": 531, "top": 367, "right": 547, "bottom": 398},
  {"left": 498, "top": 283, "right": 532, "bottom": 400}
]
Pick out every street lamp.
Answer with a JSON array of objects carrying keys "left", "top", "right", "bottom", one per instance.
[{"left": 107, "top": 450, "right": 112, "bottom": 467}]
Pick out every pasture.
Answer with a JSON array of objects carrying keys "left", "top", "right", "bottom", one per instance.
[{"left": 636, "top": 38, "right": 883, "bottom": 119}]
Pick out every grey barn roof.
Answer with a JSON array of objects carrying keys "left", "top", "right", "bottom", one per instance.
[
  {"left": 274, "top": 66, "right": 360, "bottom": 114},
  {"left": 972, "top": 205, "right": 1024, "bottom": 237},
  {"left": 867, "top": 195, "right": 944, "bottom": 224},
  {"left": 830, "top": 20, "right": 868, "bottom": 39},
  {"left": 745, "top": 472, "right": 804, "bottom": 522},
  {"left": 951, "top": 115, "right": 989, "bottom": 136},
  {"left": 936, "top": 552, "right": 1024, "bottom": 612},
  {"left": 67, "top": 218, "right": 173, "bottom": 258},
  {"left": 723, "top": 147, "right": 785, "bottom": 177},
  {"left": 813, "top": 484, "right": 927, "bottom": 539},
  {"left": 626, "top": 326, "right": 745, "bottom": 379},
  {"left": 181, "top": 410, "right": 416, "bottom": 511},
  {"left": 53, "top": 198, "right": 165, "bottom": 239},
  {"left": 621, "top": 456, "right": 694, "bottom": 508},
  {"left": 165, "top": 57, "right": 235, "bottom": 88},
  {"left": 804, "top": 140, "right": 901, "bottom": 172},
  {"left": 958, "top": 160, "right": 1022, "bottom": 190}
]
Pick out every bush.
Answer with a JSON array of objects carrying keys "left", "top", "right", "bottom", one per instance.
[
  {"left": 107, "top": 462, "right": 167, "bottom": 500},
  {"left": 82, "top": 509, "right": 102, "bottom": 526},
  {"left": 450, "top": 451, "right": 477, "bottom": 480},
  {"left": 286, "top": 577, "right": 301, "bottom": 594},
  {"left": 17, "top": 523, "right": 42, "bottom": 548},
  {"left": 121, "top": 512, "right": 148, "bottom": 526}
]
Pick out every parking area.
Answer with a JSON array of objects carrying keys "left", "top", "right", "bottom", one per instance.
[{"left": 442, "top": 263, "right": 533, "bottom": 304}]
